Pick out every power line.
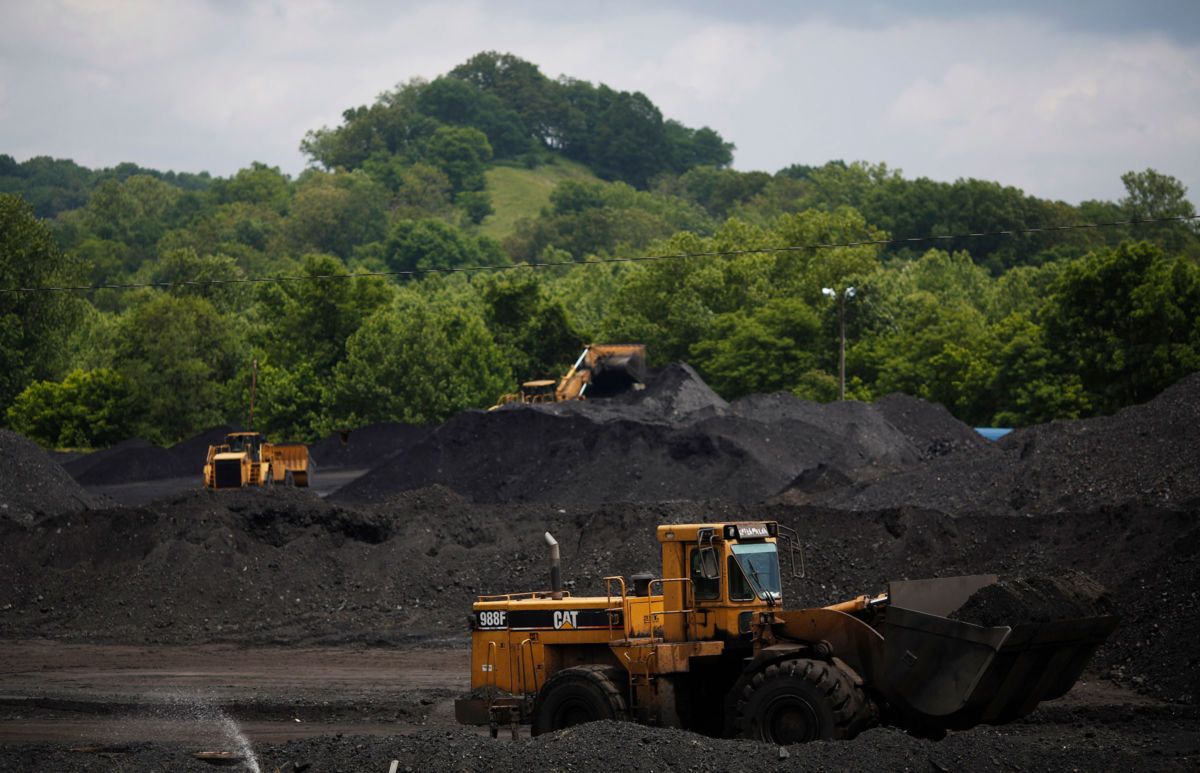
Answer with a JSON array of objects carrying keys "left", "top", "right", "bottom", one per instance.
[{"left": 2, "top": 215, "right": 1196, "bottom": 295}]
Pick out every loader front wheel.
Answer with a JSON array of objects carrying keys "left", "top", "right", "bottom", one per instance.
[
  {"left": 531, "top": 665, "right": 627, "bottom": 736},
  {"left": 736, "top": 658, "right": 870, "bottom": 744}
]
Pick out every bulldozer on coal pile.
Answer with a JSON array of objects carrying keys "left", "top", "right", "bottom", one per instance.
[
  {"left": 455, "top": 522, "right": 1116, "bottom": 743},
  {"left": 203, "top": 431, "right": 311, "bottom": 489},
  {"left": 493, "top": 344, "right": 646, "bottom": 408}
]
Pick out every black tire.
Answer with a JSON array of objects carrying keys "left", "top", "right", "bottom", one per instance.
[
  {"left": 531, "top": 665, "right": 627, "bottom": 736},
  {"left": 735, "top": 658, "right": 871, "bottom": 744},
  {"left": 284, "top": 471, "right": 294, "bottom": 487}
]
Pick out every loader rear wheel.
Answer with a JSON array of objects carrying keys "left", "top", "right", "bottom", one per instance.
[
  {"left": 736, "top": 658, "right": 870, "bottom": 744},
  {"left": 531, "top": 665, "right": 627, "bottom": 736}
]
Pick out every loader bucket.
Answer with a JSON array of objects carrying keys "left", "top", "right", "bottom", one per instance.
[
  {"left": 585, "top": 346, "right": 647, "bottom": 397},
  {"left": 879, "top": 576, "right": 1118, "bottom": 731}
]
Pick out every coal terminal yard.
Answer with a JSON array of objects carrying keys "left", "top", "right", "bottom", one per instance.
[{"left": 1, "top": 364, "right": 1198, "bottom": 771}]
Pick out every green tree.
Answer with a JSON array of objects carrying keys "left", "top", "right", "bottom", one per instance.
[
  {"left": 417, "top": 76, "right": 528, "bottom": 158},
  {"left": 0, "top": 155, "right": 93, "bottom": 218},
  {"left": 505, "top": 178, "right": 711, "bottom": 263},
  {"left": 674, "top": 167, "right": 771, "bottom": 218},
  {"left": 235, "top": 361, "right": 325, "bottom": 442},
  {"left": 328, "top": 301, "right": 512, "bottom": 425},
  {"left": 253, "top": 253, "right": 395, "bottom": 375},
  {"left": 602, "top": 210, "right": 881, "bottom": 366},
  {"left": 142, "top": 247, "right": 249, "bottom": 311},
  {"left": 663, "top": 121, "right": 735, "bottom": 174},
  {"left": 112, "top": 294, "right": 246, "bottom": 443},
  {"left": 73, "top": 236, "right": 130, "bottom": 285},
  {"left": 424, "top": 126, "right": 493, "bottom": 193},
  {"left": 450, "top": 51, "right": 558, "bottom": 145},
  {"left": 0, "top": 194, "right": 85, "bottom": 416},
  {"left": 300, "top": 81, "right": 439, "bottom": 170},
  {"left": 851, "top": 292, "right": 996, "bottom": 423},
  {"left": 383, "top": 218, "right": 508, "bottom": 273},
  {"left": 690, "top": 297, "right": 827, "bottom": 400},
  {"left": 211, "top": 162, "right": 291, "bottom": 212},
  {"left": 286, "top": 170, "right": 388, "bottom": 258},
  {"left": 1118, "top": 168, "right": 1198, "bottom": 255},
  {"left": 1043, "top": 240, "right": 1200, "bottom": 414},
  {"left": 591, "top": 90, "right": 669, "bottom": 188},
  {"left": 481, "top": 275, "right": 587, "bottom": 381},
  {"left": 391, "top": 162, "right": 453, "bottom": 220},
  {"left": 456, "top": 190, "right": 494, "bottom": 225},
  {"left": 6, "top": 368, "right": 136, "bottom": 448},
  {"left": 985, "top": 312, "right": 1090, "bottom": 426},
  {"left": 80, "top": 175, "right": 181, "bottom": 265}
]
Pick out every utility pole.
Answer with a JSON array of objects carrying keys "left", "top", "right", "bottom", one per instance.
[{"left": 249, "top": 359, "right": 257, "bottom": 430}]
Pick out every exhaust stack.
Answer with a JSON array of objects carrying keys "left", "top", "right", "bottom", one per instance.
[{"left": 544, "top": 532, "right": 562, "bottom": 600}]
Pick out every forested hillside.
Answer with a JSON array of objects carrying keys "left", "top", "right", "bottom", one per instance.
[{"left": 2, "top": 51, "right": 1198, "bottom": 449}]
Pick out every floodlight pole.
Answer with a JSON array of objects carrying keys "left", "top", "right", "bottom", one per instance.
[
  {"left": 822, "top": 287, "right": 855, "bottom": 401},
  {"left": 838, "top": 293, "right": 846, "bottom": 401}
]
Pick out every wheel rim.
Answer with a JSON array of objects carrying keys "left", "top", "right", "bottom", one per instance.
[
  {"left": 555, "top": 697, "right": 599, "bottom": 728},
  {"left": 761, "top": 694, "right": 821, "bottom": 744}
]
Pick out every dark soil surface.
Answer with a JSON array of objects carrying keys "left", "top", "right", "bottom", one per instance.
[{"left": 2, "top": 365, "right": 1199, "bottom": 770}]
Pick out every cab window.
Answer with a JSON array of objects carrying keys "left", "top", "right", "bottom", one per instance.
[
  {"left": 690, "top": 548, "right": 720, "bottom": 600},
  {"left": 728, "top": 556, "right": 755, "bottom": 601},
  {"left": 729, "top": 542, "right": 783, "bottom": 601}
]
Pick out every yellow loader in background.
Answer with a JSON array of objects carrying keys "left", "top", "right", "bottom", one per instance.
[
  {"left": 493, "top": 344, "right": 647, "bottom": 408},
  {"left": 203, "top": 432, "right": 311, "bottom": 489}
]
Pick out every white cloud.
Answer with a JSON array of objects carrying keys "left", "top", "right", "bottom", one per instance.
[
  {"left": 642, "top": 24, "right": 783, "bottom": 106},
  {"left": 882, "top": 32, "right": 1200, "bottom": 199}
]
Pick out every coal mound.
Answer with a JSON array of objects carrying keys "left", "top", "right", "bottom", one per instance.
[
  {"left": 308, "top": 422, "right": 434, "bottom": 469},
  {"left": 332, "top": 364, "right": 976, "bottom": 506},
  {"left": 63, "top": 425, "right": 240, "bottom": 485},
  {"left": 0, "top": 428, "right": 109, "bottom": 521},
  {"left": 795, "top": 371, "right": 1200, "bottom": 516}
]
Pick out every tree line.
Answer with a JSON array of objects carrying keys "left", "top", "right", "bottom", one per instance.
[{"left": 1, "top": 52, "right": 1197, "bottom": 449}]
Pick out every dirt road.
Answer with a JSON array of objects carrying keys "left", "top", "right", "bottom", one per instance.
[
  {"left": 81, "top": 467, "right": 370, "bottom": 507},
  {"left": 0, "top": 640, "right": 468, "bottom": 744}
]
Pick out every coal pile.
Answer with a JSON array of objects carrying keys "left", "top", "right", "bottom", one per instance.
[
  {"left": 62, "top": 425, "right": 239, "bottom": 485},
  {"left": 0, "top": 428, "right": 110, "bottom": 521},
  {"left": 793, "top": 371, "right": 1200, "bottom": 516},
  {"left": 307, "top": 421, "right": 434, "bottom": 469},
  {"left": 332, "top": 363, "right": 983, "bottom": 506},
  {"left": 60, "top": 421, "right": 435, "bottom": 491}
]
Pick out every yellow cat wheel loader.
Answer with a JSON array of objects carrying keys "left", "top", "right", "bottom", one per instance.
[
  {"left": 455, "top": 522, "right": 1117, "bottom": 744},
  {"left": 203, "top": 431, "right": 311, "bottom": 489}
]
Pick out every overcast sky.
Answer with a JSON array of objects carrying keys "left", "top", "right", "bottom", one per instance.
[{"left": 2, "top": 1, "right": 1197, "bottom": 206}]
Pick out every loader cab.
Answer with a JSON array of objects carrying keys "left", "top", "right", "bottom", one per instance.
[
  {"left": 520, "top": 379, "right": 558, "bottom": 404},
  {"left": 661, "top": 522, "right": 783, "bottom": 642},
  {"left": 225, "top": 432, "right": 265, "bottom": 457}
]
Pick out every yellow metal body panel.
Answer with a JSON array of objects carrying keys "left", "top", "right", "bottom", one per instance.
[{"left": 610, "top": 640, "right": 725, "bottom": 675}]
